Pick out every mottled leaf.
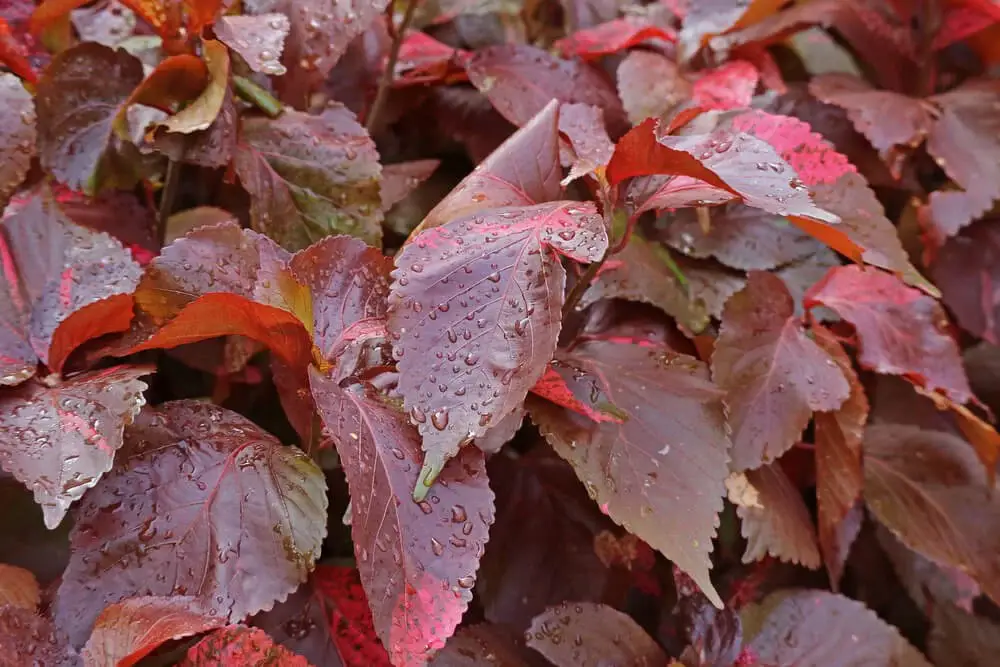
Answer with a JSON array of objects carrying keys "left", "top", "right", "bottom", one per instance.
[
  {"left": 0, "top": 73, "right": 34, "bottom": 209},
  {"left": 466, "top": 44, "right": 628, "bottom": 136},
  {"left": 35, "top": 42, "right": 144, "bottom": 194},
  {"left": 747, "top": 590, "right": 932, "bottom": 666},
  {"left": 0, "top": 366, "right": 149, "bottom": 530},
  {"left": 55, "top": 401, "right": 328, "bottom": 646},
  {"left": 557, "top": 103, "right": 614, "bottom": 185},
  {"left": 530, "top": 340, "right": 730, "bottom": 607},
  {"left": 555, "top": 18, "right": 675, "bottom": 60},
  {"left": 389, "top": 202, "right": 607, "bottom": 491},
  {"left": 616, "top": 50, "right": 690, "bottom": 126},
  {"left": 234, "top": 106, "right": 383, "bottom": 250},
  {"left": 863, "top": 423, "right": 1000, "bottom": 605},
  {"left": 0, "top": 191, "right": 142, "bottom": 381},
  {"left": 691, "top": 60, "right": 760, "bottom": 111},
  {"left": 805, "top": 265, "right": 973, "bottom": 405},
  {"left": 81, "top": 596, "right": 223, "bottom": 667},
  {"left": 215, "top": 13, "right": 290, "bottom": 76},
  {"left": 413, "top": 99, "right": 561, "bottom": 236},
  {"left": 712, "top": 272, "right": 849, "bottom": 470},
  {"left": 179, "top": 625, "right": 311, "bottom": 666},
  {"left": 309, "top": 370, "right": 495, "bottom": 665},
  {"left": 0, "top": 606, "right": 69, "bottom": 666},
  {"left": 0, "top": 563, "right": 39, "bottom": 611},
  {"left": 430, "top": 623, "right": 538, "bottom": 667},
  {"left": 525, "top": 602, "right": 666, "bottom": 667},
  {"left": 737, "top": 463, "right": 820, "bottom": 568}
]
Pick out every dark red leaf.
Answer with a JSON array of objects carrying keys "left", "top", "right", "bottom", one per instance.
[
  {"left": 525, "top": 602, "right": 666, "bottom": 666},
  {"left": 430, "top": 623, "right": 539, "bottom": 666},
  {"left": 691, "top": 60, "right": 760, "bottom": 111},
  {"left": 54, "top": 187, "right": 158, "bottom": 262},
  {"left": 313, "top": 565, "right": 391, "bottom": 667},
  {"left": 736, "top": 463, "right": 820, "bottom": 568},
  {"left": 35, "top": 42, "right": 144, "bottom": 195},
  {"left": 554, "top": 18, "right": 675, "bottom": 60},
  {"left": 863, "top": 423, "right": 1000, "bottom": 606},
  {"left": 81, "top": 596, "right": 224, "bottom": 667},
  {"left": 528, "top": 365, "right": 625, "bottom": 424},
  {"left": 712, "top": 272, "right": 849, "bottom": 470},
  {"left": 179, "top": 625, "right": 312, "bottom": 666},
  {"left": 0, "top": 606, "right": 69, "bottom": 665},
  {"left": 812, "top": 325, "right": 868, "bottom": 589},
  {"left": 557, "top": 103, "right": 614, "bottom": 186},
  {"left": 309, "top": 370, "right": 495, "bottom": 665},
  {"left": 932, "top": 219, "right": 1000, "bottom": 345},
  {"left": 0, "top": 563, "right": 39, "bottom": 611},
  {"left": 249, "top": 579, "right": 343, "bottom": 667},
  {"left": 0, "top": 73, "right": 34, "bottom": 210},
  {"left": 414, "top": 99, "right": 561, "bottom": 235},
  {"left": 214, "top": 13, "right": 290, "bottom": 76},
  {"left": 478, "top": 450, "right": 612, "bottom": 630},
  {"left": 234, "top": 105, "right": 383, "bottom": 250},
  {"left": 0, "top": 365, "right": 150, "bottom": 530},
  {"left": 388, "top": 202, "right": 607, "bottom": 491},
  {"left": 615, "top": 50, "right": 690, "bottom": 126},
  {"left": 1, "top": 190, "right": 142, "bottom": 381},
  {"left": 529, "top": 340, "right": 730, "bottom": 606},
  {"left": 466, "top": 44, "right": 628, "bottom": 136},
  {"left": 748, "top": 590, "right": 932, "bottom": 666},
  {"left": 928, "top": 604, "right": 1000, "bottom": 667},
  {"left": 805, "top": 265, "right": 974, "bottom": 405},
  {"left": 55, "top": 401, "right": 328, "bottom": 646},
  {"left": 773, "top": 246, "right": 842, "bottom": 318},
  {"left": 380, "top": 160, "right": 441, "bottom": 213}
]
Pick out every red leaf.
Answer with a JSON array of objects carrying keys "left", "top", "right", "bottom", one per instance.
[
  {"left": 179, "top": 625, "right": 312, "bottom": 666},
  {"left": 805, "top": 265, "right": 973, "bottom": 405},
  {"left": 525, "top": 602, "right": 666, "bottom": 666},
  {"left": 0, "top": 190, "right": 142, "bottom": 381},
  {"left": 388, "top": 202, "right": 607, "bottom": 490},
  {"left": 413, "top": 99, "right": 561, "bottom": 235},
  {"left": 529, "top": 340, "right": 730, "bottom": 607},
  {"left": 691, "top": 60, "right": 760, "bottom": 111},
  {"left": 0, "top": 365, "right": 150, "bottom": 530},
  {"left": 735, "top": 463, "right": 821, "bottom": 568},
  {"left": 82, "top": 596, "right": 224, "bottom": 667},
  {"left": 214, "top": 13, "right": 290, "bottom": 76},
  {"left": 0, "top": 17, "right": 36, "bottom": 84},
  {"left": 615, "top": 50, "right": 690, "bottom": 126},
  {"left": 313, "top": 566, "right": 391, "bottom": 667},
  {"left": 0, "top": 563, "right": 39, "bottom": 611},
  {"left": 55, "top": 401, "right": 328, "bottom": 646},
  {"left": 0, "top": 73, "right": 34, "bottom": 210},
  {"left": 529, "top": 365, "right": 624, "bottom": 424},
  {"left": 748, "top": 590, "right": 932, "bottom": 666},
  {"left": 466, "top": 44, "right": 628, "bottom": 136},
  {"left": 309, "top": 371, "right": 495, "bottom": 665},
  {"left": 712, "top": 272, "right": 849, "bottom": 470},
  {"left": 392, "top": 31, "right": 470, "bottom": 87},
  {"left": 0, "top": 606, "right": 69, "bottom": 665},
  {"left": 555, "top": 18, "right": 676, "bottom": 60},
  {"left": 249, "top": 579, "right": 343, "bottom": 667}
]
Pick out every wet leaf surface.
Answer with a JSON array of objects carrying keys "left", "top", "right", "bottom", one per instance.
[
  {"left": 0, "top": 605, "right": 70, "bottom": 666},
  {"left": 178, "top": 625, "right": 312, "bottom": 666},
  {"left": 737, "top": 463, "right": 821, "bottom": 568},
  {"left": 0, "top": 73, "right": 34, "bottom": 210},
  {"left": 215, "top": 13, "right": 290, "bottom": 76},
  {"left": 430, "top": 623, "right": 539, "bottom": 666}
]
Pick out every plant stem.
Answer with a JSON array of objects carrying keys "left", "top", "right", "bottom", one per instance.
[
  {"left": 366, "top": 0, "right": 419, "bottom": 132},
  {"left": 561, "top": 251, "right": 609, "bottom": 318},
  {"left": 157, "top": 158, "right": 182, "bottom": 247},
  {"left": 233, "top": 75, "right": 283, "bottom": 118}
]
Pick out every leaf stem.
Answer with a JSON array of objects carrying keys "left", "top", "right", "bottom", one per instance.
[
  {"left": 157, "top": 158, "right": 182, "bottom": 247},
  {"left": 233, "top": 75, "right": 283, "bottom": 118},
  {"left": 366, "top": 0, "right": 419, "bottom": 132}
]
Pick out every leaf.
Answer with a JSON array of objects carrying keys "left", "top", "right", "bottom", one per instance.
[
  {"left": 773, "top": 246, "right": 842, "bottom": 318},
  {"left": 557, "top": 103, "right": 614, "bottom": 186},
  {"left": 928, "top": 605, "right": 1000, "bottom": 667},
  {"left": 55, "top": 401, "right": 328, "bottom": 647},
  {"left": 234, "top": 105, "right": 383, "bottom": 250},
  {"left": 179, "top": 625, "right": 312, "bottom": 666},
  {"left": 0, "top": 74, "right": 34, "bottom": 210},
  {"left": 932, "top": 219, "right": 1000, "bottom": 344},
  {"left": 528, "top": 365, "right": 624, "bottom": 425},
  {"left": 313, "top": 565, "right": 392, "bottom": 666},
  {"left": 380, "top": 160, "right": 440, "bottom": 212},
  {"left": 663, "top": 204, "right": 822, "bottom": 271},
  {"left": 0, "top": 563, "right": 39, "bottom": 611},
  {"left": 466, "top": 44, "right": 628, "bottom": 136},
  {"left": 248, "top": 579, "right": 342, "bottom": 667},
  {"left": 81, "top": 596, "right": 224, "bottom": 667},
  {"left": 804, "top": 265, "right": 974, "bottom": 405},
  {"left": 393, "top": 32, "right": 470, "bottom": 87},
  {"left": 309, "top": 370, "right": 495, "bottom": 666},
  {"left": 388, "top": 202, "right": 607, "bottom": 492},
  {"left": 554, "top": 18, "right": 676, "bottom": 60},
  {"left": 746, "top": 590, "right": 932, "bottom": 666},
  {"left": 616, "top": 50, "right": 690, "bottom": 126},
  {"left": 812, "top": 325, "right": 867, "bottom": 588},
  {"left": 529, "top": 340, "right": 730, "bottom": 607},
  {"left": 0, "top": 189, "right": 142, "bottom": 379},
  {"left": 157, "top": 40, "right": 229, "bottom": 135},
  {"left": 413, "top": 99, "right": 561, "bottom": 236},
  {"left": 712, "top": 272, "right": 849, "bottom": 470},
  {"left": 430, "top": 623, "right": 538, "bottom": 667},
  {"left": 525, "top": 602, "right": 666, "bottom": 667},
  {"left": 215, "top": 13, "right": 290, "bottom": 76},
  {"left": 736, "top": 463, "right": 820, "bottom": 568},
  {"left": 118, "top": 55, "right": 209, "bottom": 132},
  {"left": 0, "top": 366, "right": 150, "bottom": 530},
  {"left": 35, "top": 42, "right": 144, "bottom": 194},
  {"left": 478, "top": 450, "right": 612, "bottom": 630},
  {"left": 680, "top": 0, "right": 785, "bottom": 55},
  {"left": 0, "top": 606, "right": 69, "bottom": 666},
  {"left": 691, "top": 60, "right": 760, "bottom": 111},
  {"left": 69, "top": 1, "right": 137, "bottom": 47},
  {"left": 863, "top": 423, "right": 1000, "bottom": 605},
  {"left": 0, "top": 17, "right": 37, "bottom": 84}
]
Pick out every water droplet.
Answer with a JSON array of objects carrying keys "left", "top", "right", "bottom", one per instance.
[
  {"left": 457, "top": 575, "right": 476, "bottom": 588},
  {"left": 431, "top": 408, "right": 450, "bottom": 430},
  {"left": 410, "top": 406, "right": 426, "bottom": 424},
  {"left": 451, "top": 505, "right": 467, "bottom": 523},
  {"left": 430, "top": 537, "right": 444, "bottom": 556}
]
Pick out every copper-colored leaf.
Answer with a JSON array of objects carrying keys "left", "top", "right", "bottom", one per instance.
[
  {"left": 309, "top": 370, "right": 494, "bottom": 665},
  {"left": 389, "top": 202, "right": 607, "bottom": 491},
  {"left": 234, "top": 105, "right": 383, "bottom": 250},
  {"left": 0, "top": 563, "right": 39, "bottom": 611},
  {"left": 525, "top": 602, "right": 666, "bottom": 667},
  {"left": 179, "top": 625, "right": 312, "bottom": 666},
  {"left": 928, "top": 605, "right": 1000, "bottom": 667},
  {"left": 156, "top": 40, "right": 228, "bottom": 135},
  {"left": 530, "top": 340, "right": 730, "bottom": 607},
  {"left": 712, "top": 272, "right": 849, "bottom": 470},
  {"left": 737, "top": 463, "right": 821, "bottom": 568},
  {"left": 55, "top": 401, "right": 328, "bottom": 646},
  {"left": 81, "top": 596, "right": 223, "bottom": 667},
  {"left": 0, "top": 73, "right": 34, "bottom": 210},
  {"left": 805, "top": 265, "right": 973, "bottom": 405},
  {"left": 215, "top": 13, "right": 290, "bottom": 76}
]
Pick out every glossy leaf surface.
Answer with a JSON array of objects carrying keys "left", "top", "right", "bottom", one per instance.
[{"left": 526, "top": 602, "right": 666, "bottom": 667}]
